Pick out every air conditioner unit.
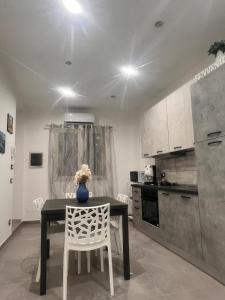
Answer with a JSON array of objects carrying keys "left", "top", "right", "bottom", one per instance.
[{"left": 64, "top": 112, "right": 95, "bottom": 124}]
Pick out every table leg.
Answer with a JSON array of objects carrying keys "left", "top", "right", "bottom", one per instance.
[
  {"left": 47, "top": 239, "right": 50, "bottom": 259},
  {"left": 122, "top": 208, "right": 130, "bottom": 280},
  {"left": 40, "top": 214, "right": 47, "bottom": 295}
]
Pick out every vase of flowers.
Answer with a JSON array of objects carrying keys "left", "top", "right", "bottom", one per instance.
[{"left": 74, "top": 164, "right": 91, "bottom": 203}]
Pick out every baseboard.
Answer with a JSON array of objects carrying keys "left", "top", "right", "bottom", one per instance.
[
  {"left": 22, "top": 220, "right": 39, "bottom": 224},
  {"left": 0, "top": 221, "right": 23, "bottom": 249}
]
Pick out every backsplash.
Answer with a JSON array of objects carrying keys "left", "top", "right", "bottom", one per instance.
[{"left": 155, "top": 150, "right": 197, "bottom": 186}]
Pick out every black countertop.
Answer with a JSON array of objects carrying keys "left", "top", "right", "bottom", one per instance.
[{"left": 131, "top": 183, "right": 198, "bottom": 195}]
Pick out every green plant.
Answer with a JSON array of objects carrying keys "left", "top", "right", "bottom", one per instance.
[{"left": 208, "top": 40, "right": 225, "bottom": 57}]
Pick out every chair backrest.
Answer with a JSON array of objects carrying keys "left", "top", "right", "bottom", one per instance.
[
  {"left": 117, "top": 194, "right": 129, "bottom": 204},
  {"left": 65, "top": 192, "right": 93, "bottom": 199},
  {"left": 65, "top": 204, "right": 110, "bottom": 245},
  {"left": 65, "top": 192, "right": 76, "bottom": 199},
  {"left": 33, "top": 197, "right": 45, "bottom": 211}
]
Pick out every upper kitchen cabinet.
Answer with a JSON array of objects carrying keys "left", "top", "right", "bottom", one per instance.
[
  {"left": 167, "top": 83, "right": 194, "bottom": 152},
  {"left": 191, "top": 64, "right": 225, "bottom": 142},
  {"left": 141, "top": 99, "right": 169, "bottom": 157}
]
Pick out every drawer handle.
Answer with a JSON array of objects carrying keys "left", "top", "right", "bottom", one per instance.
[
  {"left": 134, "top": 200, "right": 139, "bottom": 202},
  {"left": 133, "top": 190, "right": 139, "bottom": 194},
  {"left": 134, "top": 206, "right": 140, "bottom": 210},
  {"left": 180, "top": 195, "right": 191, "bottom": 200},
  {"left": 207, "top": 131, "right": 221, "bottom": 137},
  {"left": 208, "top": 141, "right": 223, "bottom": 146},
  {"left": 157, "top": 150, "right": 163, "bottom": 154},
  {"left": 143, "top": 154, "right": 149, "bottom": 157},
  {"left": 162, "top": 192, "right": 170, "bottom": 196},
  {"left": 174, "top": 146, "right": 182, "bottom": 150}
]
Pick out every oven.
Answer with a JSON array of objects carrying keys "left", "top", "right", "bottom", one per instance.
[{"left": 141, "top": 186, "right": 159, "bottom": 227}]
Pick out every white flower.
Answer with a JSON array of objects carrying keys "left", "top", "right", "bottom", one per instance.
[{"left": 74, "top": 164, "right": 92, "bottom": 184}]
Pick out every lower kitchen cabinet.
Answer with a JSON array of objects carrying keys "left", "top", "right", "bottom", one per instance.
[
  {"left": 158, "top": 190, "right": 202, "bottom": 259},
  {"left": 173, "top": 193, "right": 202, "bottom": 259},
  {"left": 158, "top": 191, "right": 176, "bottom": 244}
]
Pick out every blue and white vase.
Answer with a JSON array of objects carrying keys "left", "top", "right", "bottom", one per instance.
[{"left": 76, "top": 183, "right": 89, "bottom": 203}]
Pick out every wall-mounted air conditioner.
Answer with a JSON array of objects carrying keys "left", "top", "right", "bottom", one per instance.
[{"left": 64, "top": 112, "right": 95, "bottom": 124}]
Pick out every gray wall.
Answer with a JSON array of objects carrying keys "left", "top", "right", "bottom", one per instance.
[{"left": 156, "top": 150, "right": 197, "bottom": 185}]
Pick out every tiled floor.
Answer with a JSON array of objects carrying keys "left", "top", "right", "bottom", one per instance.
[{"left": 0, "top": 223, "right": 225, "bottom": 300}]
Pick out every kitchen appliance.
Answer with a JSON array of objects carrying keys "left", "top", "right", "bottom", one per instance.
[
  {"left": 141, "top": 186, "right": 159, "bottom": 227},
  {"left": 130, "top": 171, "right": 145, "bottom": 183},
  {"left": 144, "top": 165, "right": 156, "bottom": 184}
]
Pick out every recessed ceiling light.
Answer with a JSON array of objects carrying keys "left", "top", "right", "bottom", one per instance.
[
  {"left": 120, "top": 65, "right": 139, "bottom": 78},
  {"left": 154, "top": 20, "right": 164, "bottom": 28},
  {"left": 65, "top": 60, "right": 72, "bottom": 66},
  {"left": 57, "top": 87, "right": 77, "bottom": 98},
  {"left": 62, "top": 0, "right": 83, "bottom": 14}
]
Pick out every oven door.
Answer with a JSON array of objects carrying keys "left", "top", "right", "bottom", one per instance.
[{"left": 142, "top": 187, "right": 159, "bottom": 227}]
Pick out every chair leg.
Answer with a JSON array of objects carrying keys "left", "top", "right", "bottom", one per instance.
[
  {"left": 63, "top": 248, "right": 69, "bottom": 300},
  {"left": 78, "top": 251, "right": 81, "bottom": 275},
  {"left": 119, "top": 217, "right": 123, "bottom": 253},
  {"left": 107, "top": 245, "right": 114, "bottom": 296},
  {"left": 87, "top": 251, "right": 91, "bottom": 273},
  {"left": 36, "top": 259, "right": 40, "bottom": 282},
  {"left": 100, "top": 247, "right": 104, "bottom": 272}
]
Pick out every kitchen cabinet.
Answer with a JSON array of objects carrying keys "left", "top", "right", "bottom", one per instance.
[
  {"left": 141, "top": 99, "right": 169, "bottom": 157},
  {"left": 132, "top": 187, "right": 142, "bottom": 227},
  {"left": 191, "top": 64, "right": 225, "bottom": 142},
  {"left": 158, "top": 191, "right": 176, "bottom": 244},
  {"left": 158, "top": 190, "right": 202, "bottom": 259},
  {"left": 167, "top": 83, "right": 194, "bottom": 152},
  {"left": 195, "top": 136, "right": 225, "bottom": 278},
  {"left": 173, "top": 193, "right": 202, "bottom": 259}
]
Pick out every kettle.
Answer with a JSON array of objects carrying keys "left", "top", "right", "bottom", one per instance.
[{"left": 144, "top": 165, "right": 156, "bottom": 183}]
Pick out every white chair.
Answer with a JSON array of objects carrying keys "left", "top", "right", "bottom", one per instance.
[
  {"left": 65, "top": 192, "right": 93, "bottom": 199},
  {"left": 33, "top": 197, "right": 46, "bottom": 282},
  {"left": 65, "top": 192, "right": 103, "bottom": 274},
  {"left": 110, "top": 194, "right": 129, "bottom": 255},
  {"left": 63, "top": 204, "right": 114, "bottom": 299}
]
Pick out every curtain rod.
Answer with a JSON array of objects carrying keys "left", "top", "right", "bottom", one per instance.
[{"left": 44, "top": 124, "right": 113, "bottom": 130}]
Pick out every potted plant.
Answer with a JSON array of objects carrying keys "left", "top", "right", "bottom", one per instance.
[
  {"left": 74, "top": 164, "right": 92, "bottom": 203},
  {"left": 208, "top": 40, "right": 225, "bottom": 61}
]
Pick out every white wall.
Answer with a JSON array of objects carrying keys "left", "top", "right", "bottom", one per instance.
[
  {"left": 15, "top": 107, "right": 142, "bottom": 221},
  {"left": 0, "top": 65, "right": 16, "bottom": 246},
  {"left": 13, "top": 110, "right": 24, "bottom": 220}
]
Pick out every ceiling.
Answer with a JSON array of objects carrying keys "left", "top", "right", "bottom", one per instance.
[{"left": 0, "top": 0, "right": 225, "bottom": 110}]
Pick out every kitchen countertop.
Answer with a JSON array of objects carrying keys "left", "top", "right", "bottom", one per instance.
[{"left": 131, "top": 183, "right": 198, "bottom": 195}]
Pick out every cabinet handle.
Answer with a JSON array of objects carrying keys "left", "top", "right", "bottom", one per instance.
[
  {"left": 157, "top": 150, "right": 163, "bottom": 154},
  {"left": 180, "top": 195, "right": 191, "bottom": 200},
  {"left": 207, "top": 131, "right": 222, "bottom": 137},
  {"left": 208, "top": 141, "right": 223, "bottom": 146},
  {"left": 134, "top": 206, "right": 140, "bottom": 210},
  {"left": 143, "top": 154, "right": 149, "bottom": 157},
  {"left": 133, "top": 190, "right": 139, "bottom": 194},
  {"left": 174, "top": 146, "right": 182, "bottom": 150},
  {"left": 134, "top": 200, "right": 139, "bottom": 203},
  {"left": 162, "top": 192, "right": 170, "bottom": 196}
]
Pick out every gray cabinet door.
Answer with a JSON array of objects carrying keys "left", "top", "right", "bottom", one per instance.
[
  {"left": 191, "top": 65, "right": 225, "bottom": 142},
  {"left": 195, "top": 136, "right": 225, "bottom": 276},
  {"left": 173, "top": 193, "right": 202, "bottom": 259},
  {"left": 158, "top": 191, "right": 176, "bottom": 244}
]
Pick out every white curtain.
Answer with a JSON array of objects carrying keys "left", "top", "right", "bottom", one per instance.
[{"left": 48, "top": 125, "right": 114, "bottom": 199}]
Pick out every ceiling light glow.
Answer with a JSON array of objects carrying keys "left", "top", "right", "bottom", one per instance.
[
  {"left": 57, "top": 87, "right": 77, "bottom": 98},
  {"left": 62, "top": 0, "right": 83, "bottom": 14},
  {"left": 120, "top": 65, "right": 139, "bottom": 78}
]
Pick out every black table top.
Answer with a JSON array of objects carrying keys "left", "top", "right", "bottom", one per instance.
[{"left": 42, "top": 197, "right": 128, "bottom": 215}]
